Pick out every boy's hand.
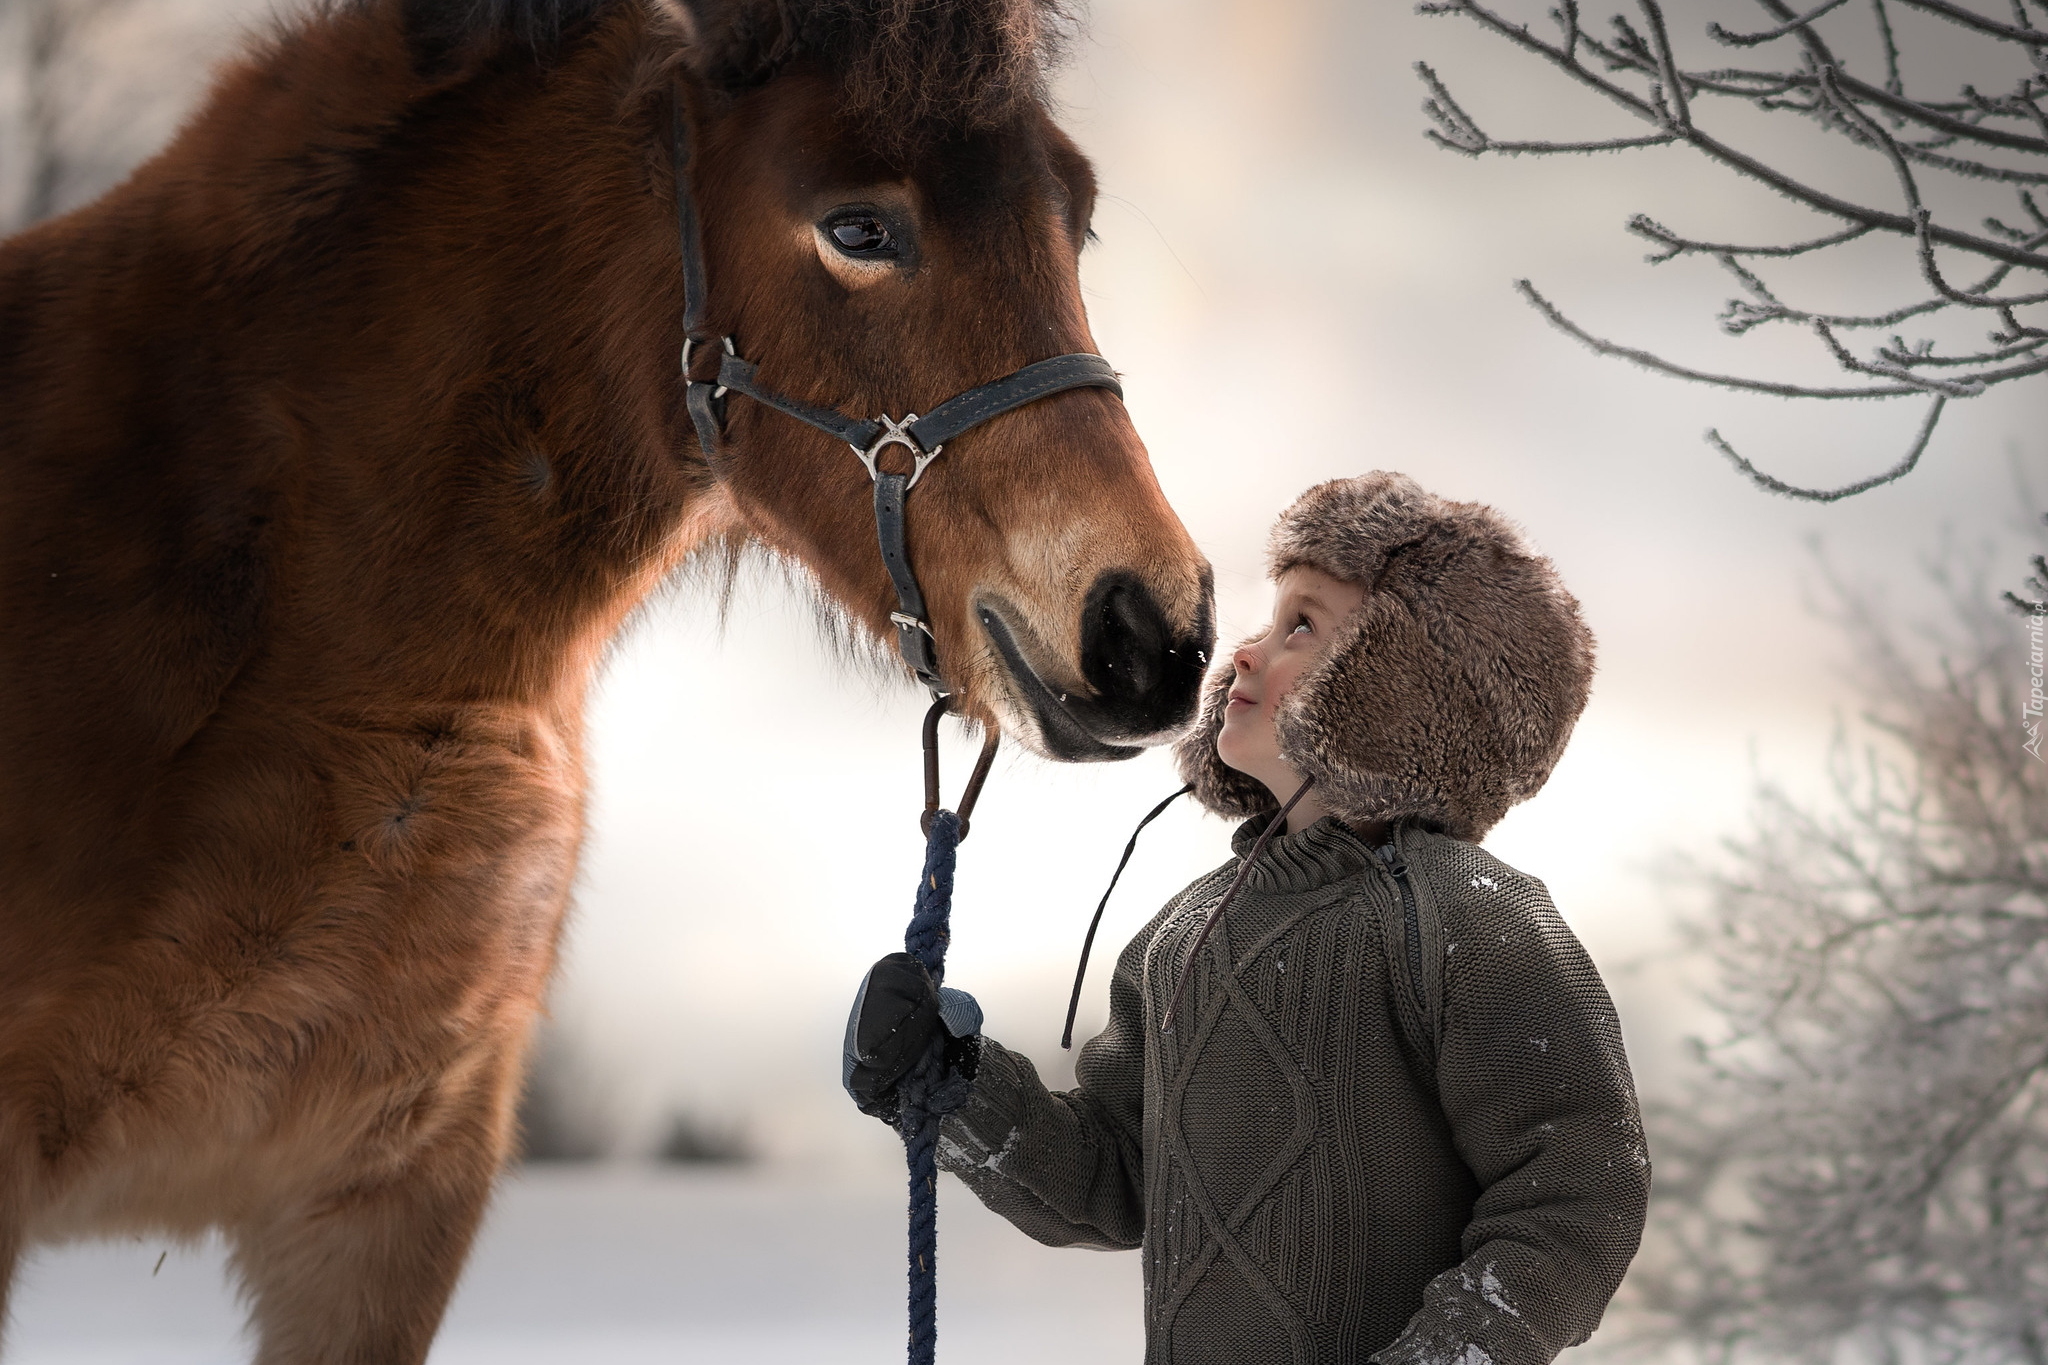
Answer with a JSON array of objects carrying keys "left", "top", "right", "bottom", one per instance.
[{"left": 842, "top": 953, "right": 983, "bottom": 1123}]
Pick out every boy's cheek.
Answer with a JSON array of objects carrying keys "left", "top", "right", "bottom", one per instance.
[{"left": 1216, "top": 708, "right": 1272, "bottom": 758}]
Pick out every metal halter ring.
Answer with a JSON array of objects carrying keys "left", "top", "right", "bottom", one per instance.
[
  {"left": 680, "top": 334, "right": 735, "bottom": 399},
  {"left": 852, "top": 415, "right": 944, "bottom": 490}
]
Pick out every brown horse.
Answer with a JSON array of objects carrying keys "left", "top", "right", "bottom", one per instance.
[{"left": 0, "top": 0, "right": 1214, "bottom": 1356}]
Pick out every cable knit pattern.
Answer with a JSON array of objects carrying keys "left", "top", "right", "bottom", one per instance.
[{"left": 938, "top": 818, "right": 1648, "bottom": 1365}]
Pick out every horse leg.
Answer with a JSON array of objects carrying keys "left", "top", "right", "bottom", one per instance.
[
  {"left": 0, "top": 1193, "right": 19, "bottom": 1360},
  {"left": 232, "top": 1091, "right": 513, "bottom": 1365},
  {"left": 0, "top": 1106, "right": 34, "bottom": 1356}
]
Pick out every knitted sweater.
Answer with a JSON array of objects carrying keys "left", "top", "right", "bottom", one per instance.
[{"left": 937, "top": 816, "right": 1649, "bottom": 1365}]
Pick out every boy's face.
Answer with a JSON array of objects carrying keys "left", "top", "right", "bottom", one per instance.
[{"left": 1216, "top": 567, "right": 1366, "bottom": 789}]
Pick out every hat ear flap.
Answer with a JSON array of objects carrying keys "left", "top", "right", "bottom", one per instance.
[
  {"left": 1275, "top": 589, "right": 1476, "bottom": 837},
  {"left": 1274, "top": 522, "right": 1595, "bottom": 842},
  {"left": 1174, "top": 661, "right": 1278, "bottom": 820}
]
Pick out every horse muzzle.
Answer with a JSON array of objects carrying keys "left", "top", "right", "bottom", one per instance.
[{"left": 976, "top": 572, "right": 1213, "bottom": 762}]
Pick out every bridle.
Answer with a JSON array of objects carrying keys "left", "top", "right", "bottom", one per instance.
[
  {"left": 666, "top": 91, "right": 1125, "bottom": 1361},
  {"left": 668, "top": 90, "right": 1126, "bottom": 702}
]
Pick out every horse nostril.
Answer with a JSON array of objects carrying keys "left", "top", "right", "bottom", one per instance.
[
  {"left": 1095, "top": 583, "right": 1159, "bottom": 696},
  {"left": 1076, "top": 571, "right": 1210, "bottom": 737}
]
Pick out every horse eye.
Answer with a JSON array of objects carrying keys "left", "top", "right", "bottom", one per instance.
[{"left": 826, "top": 214, "right": 896, "bottom": 258}]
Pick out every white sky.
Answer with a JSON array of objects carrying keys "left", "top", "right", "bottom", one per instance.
[{"left": 5, "top": 0, "right": 2040, "bottom": 1166}]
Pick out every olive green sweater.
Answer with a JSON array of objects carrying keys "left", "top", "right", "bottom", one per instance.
[{"left": 937, "top": 817, "right": 1649, "bottom": 1365}]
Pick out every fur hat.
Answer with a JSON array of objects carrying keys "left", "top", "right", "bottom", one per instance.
[{"left": 1174, "top": 472, "right": 1595, "bottom": 842}]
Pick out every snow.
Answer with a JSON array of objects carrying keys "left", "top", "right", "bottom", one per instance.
[
  {"left": 6, "top": 1165, "right": 1143, "bottom": 1364},
  {"left": 1477, "top": 1266, "right": 1522, "bottom": 1319}
]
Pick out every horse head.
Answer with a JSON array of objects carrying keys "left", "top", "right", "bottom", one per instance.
[{"left": 663, "top": 0, "right": 1215, "bottom": 757}]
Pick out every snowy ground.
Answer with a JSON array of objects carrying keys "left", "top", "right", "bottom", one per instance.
[{"left": 5, "top": 1164, "right": 1143, "bottom": 1364}]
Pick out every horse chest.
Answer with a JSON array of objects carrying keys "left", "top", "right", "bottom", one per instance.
[
  {"left": 19, "top": 711, "right": 587, "bottom": 1215},
  {"left": 218, "top": 712, "right": 588, "bottom": 1032}
]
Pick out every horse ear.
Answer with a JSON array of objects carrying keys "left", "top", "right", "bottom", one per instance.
[{"left": 652, "top": 0, "right": 797, "bottom": 89}]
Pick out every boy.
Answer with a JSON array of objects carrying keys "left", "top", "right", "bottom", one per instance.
[{"left": 845, "top": 472, "right": 1649, "bottom": 1365}]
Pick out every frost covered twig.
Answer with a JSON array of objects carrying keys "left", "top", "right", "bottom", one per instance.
[{"left": 1421, "top": 0, "right": 2048, "bottom": 506}]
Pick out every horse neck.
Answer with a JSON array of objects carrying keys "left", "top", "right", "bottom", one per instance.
[{"left": 136, "top": 6, "right": 716, "bottom": 713}]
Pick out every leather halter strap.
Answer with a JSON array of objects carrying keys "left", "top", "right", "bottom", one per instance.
[
  {"left": 711, "top": 351, "right": 1125, "bottom": 465},
  {"left": 669, "top": 89, "right": 1124, "bottom": 698}
]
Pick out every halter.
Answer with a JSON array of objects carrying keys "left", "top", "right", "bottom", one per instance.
[{"left": 669, "top": 91, "right": 1126, "bottom": 699}]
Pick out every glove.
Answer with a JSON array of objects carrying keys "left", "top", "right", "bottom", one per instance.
[{"left": 842, "top": 952, "right": 983, "bottom": 1125}]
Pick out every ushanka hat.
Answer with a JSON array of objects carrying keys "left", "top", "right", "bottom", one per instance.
[{"left": 1174, "top": 471, "right": 1595, "bottom": 842}]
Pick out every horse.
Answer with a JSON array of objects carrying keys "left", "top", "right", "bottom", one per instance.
[{"left": 0, "top": 0, "right": 1216, "bottom": 1357}]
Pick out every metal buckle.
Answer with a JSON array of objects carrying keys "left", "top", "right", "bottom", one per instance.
[
  {"left": 680, "top": 335, "right": 735, "bottom": 399},
  {"left": 889, "top": 611, "right": 934, "bottom": 637},
  {"left": 852, "top": 415, "right": 944, "bottom": 490}
]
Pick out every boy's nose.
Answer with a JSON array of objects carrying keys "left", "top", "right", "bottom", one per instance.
[{"left": 1233, "top": 642, "right": 1260, "bottom": 675}]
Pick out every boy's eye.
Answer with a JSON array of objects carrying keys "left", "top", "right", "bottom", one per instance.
[{"left": 1289, "top": 618, "right": 1312, "bottom": 635}]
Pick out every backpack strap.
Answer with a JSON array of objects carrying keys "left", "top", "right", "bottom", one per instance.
[{"left": 1374, "top": 826, "right": 1446, "bottom": 1080}]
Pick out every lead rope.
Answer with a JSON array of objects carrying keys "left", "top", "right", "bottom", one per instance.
[{"left": 897, "top": 699, "right": 997, "bottom": 1365}]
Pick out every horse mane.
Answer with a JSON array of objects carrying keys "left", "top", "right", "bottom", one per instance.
[{"left": 396, "top": 0, "right": 1074, "bottom": 150}]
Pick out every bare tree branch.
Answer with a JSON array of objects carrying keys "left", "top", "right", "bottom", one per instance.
[
  {"left": 1707, "top": 396, "right": 1945, "bottom": 501},
  {"left": 1626, "top": 562, "right": 2048, "bottom": 1360},
  {"left": 1517, "top": 280, "right": 1927, "bottom": 395},
  {"left": 1708, "top": 0, "right": 1855, "bottom": 48},
  {"left": 1874, "top": 0, "right": 1906, "bottom": 98},
  {"left": 1428, "top": 0, "right": 2048, "bottom": 267},
  {"left": 1891, "top": 0, "right": 2048, "bottom": 45},
  {"left": 1422, "top": 0, "right": 2048, "bottom": 514},
  {"left": 2006, "top": 513, "right": 2048, "bottom": 613},
  {"left": 1630, "top": 215, "right": 1874, "bottom": 262}
]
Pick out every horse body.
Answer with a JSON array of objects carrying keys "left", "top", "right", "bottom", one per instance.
[
  {"left": 0, "top": 1, "right": 1214, "bottom": 1357},
  {"left": 1, "top": 9, "right": 694, "bottom": 1350}
]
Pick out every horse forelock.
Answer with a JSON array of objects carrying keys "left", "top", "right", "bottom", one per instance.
[
  {"left": 396, "top": 0, "right": 1074, "bottom": 154},
  {"left": 393, "top": 0, "right": 617, "bottom": 56},
  {"left": 782, "top": 0, "right": 1076, "bottom": 152}
]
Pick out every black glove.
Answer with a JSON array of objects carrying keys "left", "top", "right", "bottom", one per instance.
[{"left": 842, "top": 952, "right": 983, "bottom": 1125}]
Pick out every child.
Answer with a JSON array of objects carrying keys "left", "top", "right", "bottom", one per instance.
[{"left": 845, "top": 472, "right": 1649, "bottom": 1365}]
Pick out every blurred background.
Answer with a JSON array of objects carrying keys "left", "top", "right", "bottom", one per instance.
[{"left": 2, "top": 0, "right": 2040, "bottom": 1360}]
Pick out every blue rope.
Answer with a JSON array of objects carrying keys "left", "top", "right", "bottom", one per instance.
[
  {"left": 904, "top": 811, "right": 958, "bottom": 980},
  {"left": 894, "top": 809, "right": 972, "bottom": 1365}
]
